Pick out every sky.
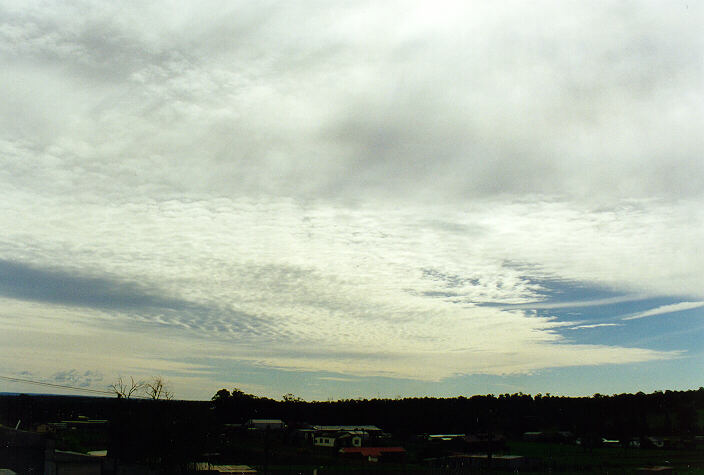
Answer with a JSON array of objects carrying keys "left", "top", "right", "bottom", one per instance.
[{"left": 0, "top": 0, "right": 703, "bottom": 401}]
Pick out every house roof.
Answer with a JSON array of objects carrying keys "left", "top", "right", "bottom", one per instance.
[
  {"left": 210, "top": 465, "right": 257, "bottom": 474},
  {"left": 465, "top": 433, "right": 506, "bottom": 442},
  {"left": 312, "top": 425, "right": 381, "bottom": 432},
  {"left": 54, "top": 450, "right": 104, "bottom": 462},
  {"left": 195, "top": 464, "right": 257, "bottom": 473},
  {"left": 428, "top": 433, "right": 465, "bottom": 441},
  {"left": 340, "top": 447, "right": 405, "bottom": 457}
]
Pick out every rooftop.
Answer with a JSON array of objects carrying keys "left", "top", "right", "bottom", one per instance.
[{"left": 340, "top": 447, "right": 406, "bottom": 457}]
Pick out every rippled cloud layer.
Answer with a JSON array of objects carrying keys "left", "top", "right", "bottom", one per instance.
[{"left": 0, "top": 1, "right": 702, "bottom": 399}]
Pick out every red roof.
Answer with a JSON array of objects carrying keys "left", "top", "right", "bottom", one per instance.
[{"left": 340, "top": 447, "right": 406, "bottom": 457}]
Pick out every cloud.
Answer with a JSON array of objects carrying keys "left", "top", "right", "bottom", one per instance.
[
  {"left": 0, "top": 1, "right": 702, "bottom": 205},
  {"left": 570, "top": 323, "right": 623, "bottom": 330},
  {"left": 0, "top": 258, "right": 195, "bottom": 311},
  {"left": 0, "top": 196, "right": 690, "bottom": 387},
  {"left": 0, "top": 258, "right": 270, "bottom": 339},
  {"left": 51, "top": 369, "right": 103, "bottom": 388},
  {"left": 0, "top": 1, "right": 702, "bottom": 397},
  {"left": 318, "top": 376, "right": 360, "bottom": 383},
  {"left": 501, "top": 295, "right": 649, "bottom": 310},
  {"left": 623, "top": 301, "right": 704, "bottom": 320}
]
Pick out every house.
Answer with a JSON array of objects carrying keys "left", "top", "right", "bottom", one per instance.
[
  {"left": 311, "top": 425, "right": 383, "bottom": 437},
  {"left": 314, "top": 431, "right": 363, "bottom": 448},
  {"left": 293, "top": 428, "right": 316, "bottom": 442},
  {"left": 310, "top": 425, "right": 383, "bottom": 443},
  {"left": 314, "top": 431, "right": 339, "bottom": 447},
  {"left": 336, "top": 431, "right": 364, "bottom": 447},
  {"left": 310, "top": 425, "right": 382, "bottom": 448},
  {"left": 421, "top": 433, "right": 468, "bottom": 457},
  {"left": 50, "top": 417, "right": 108, "bottom": 430}
]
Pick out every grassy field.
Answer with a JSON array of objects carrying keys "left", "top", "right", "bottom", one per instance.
[{"left": 507, "top": 440, "right": 704, "bottom": 473}]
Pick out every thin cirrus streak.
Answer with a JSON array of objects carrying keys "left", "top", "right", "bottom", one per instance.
[{"left": 623, "top": 302, "right": 704, "bottom": 321}]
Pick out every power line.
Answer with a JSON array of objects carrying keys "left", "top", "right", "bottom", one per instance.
[{"left": 0, "top": 374, "right": 115, "bottom": 396}]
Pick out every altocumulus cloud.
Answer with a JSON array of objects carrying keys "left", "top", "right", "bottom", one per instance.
[
  {"left": 0, "top": 196, "right": 690, "bottom": 385},
  {"left": 0, "top": 1, "right": 702, "bottom": 398},
  {"left": 51, "top": 369, "right": 104, "bottom": 388}
]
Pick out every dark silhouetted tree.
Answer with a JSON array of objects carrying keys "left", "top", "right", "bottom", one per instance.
[
  {"left": 144, "top": 376, "right": 173, "bottom": 400},
  {"left": 109, "top": 376, "right": 144, "bottom": 399}
]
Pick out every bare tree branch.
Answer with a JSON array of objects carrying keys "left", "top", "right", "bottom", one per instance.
[
  {"left": 109, "top": 376, "right": 145, "bottom": 399},
  {"left": 144, "top": 376, "right": 174, "bottom": 400}
]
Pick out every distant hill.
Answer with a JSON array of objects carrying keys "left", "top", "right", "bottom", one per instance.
[{"left": 0, "top": 392, "right": 110, "bottom": 398}]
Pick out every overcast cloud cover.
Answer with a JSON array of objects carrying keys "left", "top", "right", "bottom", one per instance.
[{"left": 0, "top": 0, "right": 703, "bottom": 400}]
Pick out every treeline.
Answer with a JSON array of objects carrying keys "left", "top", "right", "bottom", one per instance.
[
  {"left": 3, "top": 387, "right": 704, "bottom": 440},
  {"left": 211, "top": 387, "right": 704, "bottom": 438},
  {"left": 2, "top": 388, "right": 703, "bottom": 471}
]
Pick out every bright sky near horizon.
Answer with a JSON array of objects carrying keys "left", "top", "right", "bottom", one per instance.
[{"left": 0, "top": 1, "right": 703, "bottom": 401}]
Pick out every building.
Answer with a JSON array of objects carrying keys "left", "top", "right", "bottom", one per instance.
[
  {"left": 309, "top": 425, "right": 381, "bottom": 448},
  {"left": 314, "top": 431, "right": 363, "bottom": 448},
  {"left": 310, "top": 425, "right": 383, "bottom": 443},
  {"left": 310, "top": 425, "right": 382, "bottom": 436},
  {"left": 195, "top": 463, "right": 257, "bottom": 473},
  {"left": 245, "top": 419, "right": 285, "bottom": 431},
  {"left": 0, "top": 425, "right": 53, "bottom": 474},
  {"left": 0, "top": 426, "right": 109, "bottom": 475},
  {"left": 293, "top": 428, "right": 316, "bottom": 442}
]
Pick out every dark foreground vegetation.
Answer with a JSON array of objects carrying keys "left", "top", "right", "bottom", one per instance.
[{"left": 1, "top": 387, "right": 704, "bottom": 473}]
